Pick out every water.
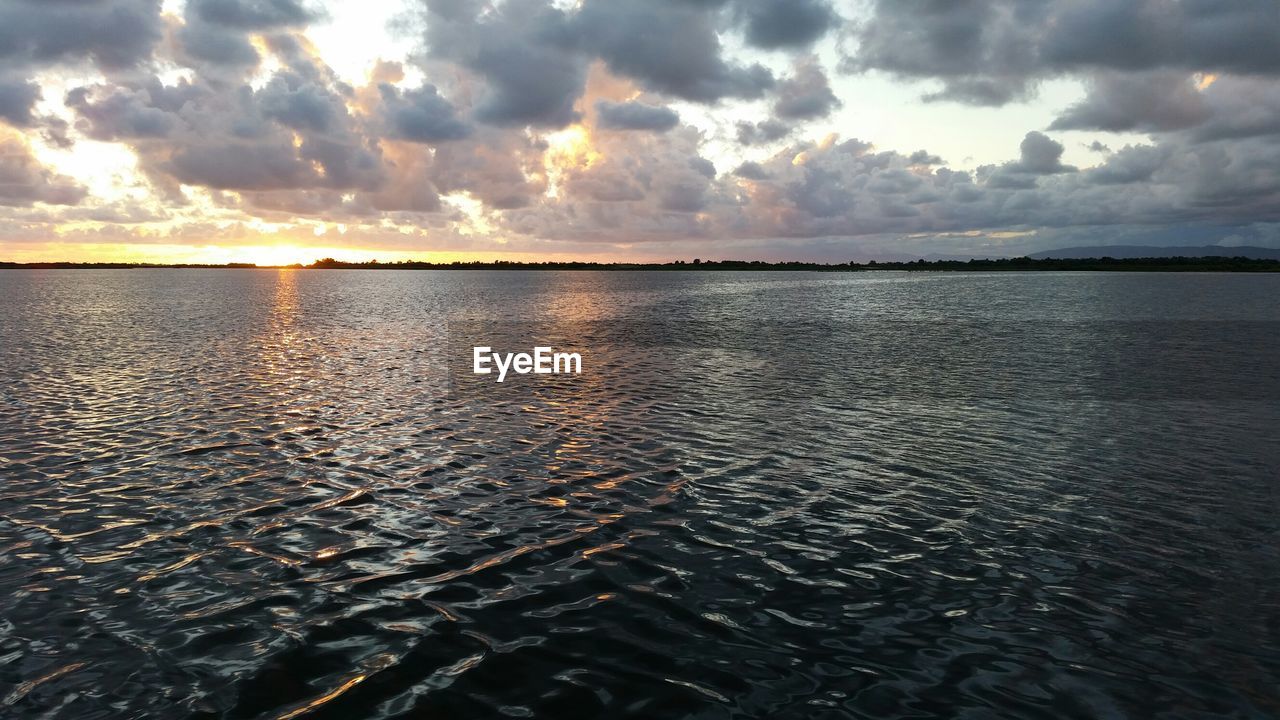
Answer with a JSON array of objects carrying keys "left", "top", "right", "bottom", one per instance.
[{"left": 1, "top": 270, "right": 1277, "bottom": 719}]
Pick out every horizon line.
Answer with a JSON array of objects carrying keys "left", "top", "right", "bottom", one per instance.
[{"left": 5, "top": 256, "right": 1280, "bottom": 272}]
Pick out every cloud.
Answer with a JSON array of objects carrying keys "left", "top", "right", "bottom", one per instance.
[
  {"left": 1011, "top": 131, "right": 1074, "bottom": 175},
  {"left": 735, "top": 0, "right": 837, "bottom": 50},
  {"left": 377, "top": 83, "right": 471, "bottom": 142},
  {"left": 1051, "top": 72, "right": 1280, "bottom": 144},
  {"left": 1188, "top": 77, "right": 1280, "bottom": 142},
  {"left": 1050, "top": 71, "right": 1210, "bottom": 133},
  {"left": 177, "top": 0, "right": 320, "bottom": 74},
  {"left": 259, "top": 74, "right": 342, "bottom": 133},
  {"left": 426, "top": 127, "right": 547, "bottom": 210},
  {"left": 709, "top": 127, "right": 1280, "bottom": 247},
  {"left": 595, "top": 101, "right": 679, "bottom": 132},
  {"left": 1084, "top": 144, "right": 1168, "bottom": 185},
  {"left": 981, "top": 132, "right": 1076, "bottom": 190},
  {"left": 847, "top": 0, "right": 1044, "bottom": 106},
  {"left": 0, "top": 132, "right": 87, "bottom": 207},
  {"left": 5, "top": 0, "right": 1280, "bottom": 261},
  {"left": 1041, "top": 0, "right": 1280, "bottom": 75},
  {"left": 425, "top": 0, "right": 586, "bottom": 128},
  {"left": 773, "top": 58, "right": 840, "bottom": 120},
  {"left": 908, "top": 150, "right": 943, "bottom": 166},
  {"left": 0, "top": 76, "right": 40, "bottom": 127},
  {"left": 736, "top": 119, "right": 791, "bottom": 146},
  {"left": 502, "top": 123, "right": 726, "bottom": 242},
  {"left": 67, "top": 43, "right": 386, "bottom": 207},
  {"left": 176, "top": 23, "right": 261, "bottom": 69},
  {"left": 0, "top": 0, "right": 164, "bottom": 72},
  {"left": 66, "top": 81, "right": 197, "bottom": 140},
  {"left": 189, "top": 0, "right": 321, "bottom": 29},
  {"left": 571, "top": 0, "right": 774, "bottom": 102},
  {"left": 167, "top": 141, "right": 312, "bottom": 191},
  {"left": 849, "top": 0, "right": 1280, "bottom": 107}
]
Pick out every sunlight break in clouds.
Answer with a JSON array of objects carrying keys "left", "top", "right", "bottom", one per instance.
[{"left": 2, "top": 0, "right": 1280, "bottom": 264}]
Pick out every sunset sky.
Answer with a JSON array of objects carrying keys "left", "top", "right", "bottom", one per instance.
[{"left": 2, "top": 0, "right": 1279, "bottom": 264}]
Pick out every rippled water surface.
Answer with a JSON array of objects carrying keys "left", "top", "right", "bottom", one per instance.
[{"left": 2, "top": 270, "right": 1278, "bottom": 719}]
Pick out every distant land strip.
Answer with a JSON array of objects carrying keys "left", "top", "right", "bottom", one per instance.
[{"left": 3, "top": 257, "right": 1280, "bottom": 272}]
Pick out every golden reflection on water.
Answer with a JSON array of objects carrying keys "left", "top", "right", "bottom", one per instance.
[
  {"left": 263, "top": 268, "right": 301, "bottom": 367},
  {"left": 240, "top": 270, "right": 295, "bottom": 386},
  {"left": 503, "top": 272, "right": 695, "bottom": 512}
]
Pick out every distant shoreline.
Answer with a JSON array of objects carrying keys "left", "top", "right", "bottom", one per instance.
[{"left": 4, "top": 257, "right": 1280, "bottom": 272}]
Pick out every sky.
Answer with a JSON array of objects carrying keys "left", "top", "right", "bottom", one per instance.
[{"left": 1, "top": 0, "right": 1279, "bottom": 264}]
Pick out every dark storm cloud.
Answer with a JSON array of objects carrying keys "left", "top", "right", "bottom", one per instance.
[
  {"left": 185, "top": 107, "right": 379, "bottom": 193},
  {"left": 847, "top": 0, "right": 1045, "bottom": 106},
  {"left": 773, "top": 59, "right": 839, "bottom": 120},
  {"left": 161, "top": 114, "right": 383, "bottom": 193},
  {"left": 177, "top": 24, "right": 261, "bottom": 69},
  {"left": 1187, "top": 77, "right": 1280, "bottom": 142},
  {"left": 6, "top": 0, "right": 1278, "bottom": 254},
  {"left": 470, "top": 44, "right": 583, "bottom": 128},
  {"left": 378, "top": 83, "right": 471, "bottom": 142},
  {"left": 189, "top": 0, "right": 320, "bottom": 29},
  {"left": 1051, "top": 72, "right": 1280, "bottom": 144},
  {"left": 595, "top": 101, "right": 679, "bottom": 132},
  {"left": 1049, "top": 71, "right": 1210, "bottom": 133},
  {"left": 660, "top": 182, "right": 708, "bottom": 212},
  {"left": 921, "top": 77, "right": 1033, "bottom": 106},
  {"left": 415, "top": 0, "right": 797, "bottom": 124},
  {"left": 1011, "top": 132, "right": 1074, "bottom": 175},
  {"left": 66, "top": 84, "right": 180, "bottom": 139},
  {"left": 982, "top": 132, "right": 1075, "bottom": 189},
  {"left": 736, "top": 119, "right": 791, "bottom": 146},
  {"left": 1041, "top": 0, "right": 1280, "bottom": 75},
  {"left": 571, "top": 0, "right": 774, "bottom": 102},
  {"left": 735, "top": 0, "right": 837, "bottom": 50},
  {"left": 703, "top": 123, "right": 1280, "bottom": 248},
  {"left": 668, "top": 0, "right": 732, "bottom": 7},
  {"left": 850, "top": 0, "right": 1280, "bottom": 107},
  {"left": 425, "top": 0, "right": 585, "bottom": 128},
  {"left": 177, "top": 0, "right": 318, "bottom": 73},
  {"left": 65, "top": 46, "right": 386, "bottom": 207},
  {"left": 168, "top": 141, "right": 314, "bottom": 190},
  {"left": 0, "top": 0, "right": 164, "bottom": 71},
  {"left": 1084, "top": 144, "right": 1167, "bottom": 185},
  {"left": 0, "top": 76, "right": 39, "bottom": 127},
  {"left": 259, "top": 74, "right": 342, "bottom": 132},
  {"left": 66, "top": 77, "right": 211, "bottom": 141}
]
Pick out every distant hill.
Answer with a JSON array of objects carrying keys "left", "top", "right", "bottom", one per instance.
[{"left": 1030, "top": 245, "right": 1280, "bottom": 260}]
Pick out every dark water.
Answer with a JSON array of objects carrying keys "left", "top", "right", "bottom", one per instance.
[{"left": 1, "top": 269, "right": 1278, "bottom": 719}]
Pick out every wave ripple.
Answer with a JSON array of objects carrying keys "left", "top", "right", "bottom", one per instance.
[{"left": 1, "top": 269, "right": 1277, "bottom": 719}]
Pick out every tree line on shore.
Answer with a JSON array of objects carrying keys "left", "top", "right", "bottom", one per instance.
[{"left": 4, "top": 256, "right": 1279, "bottom": 271}]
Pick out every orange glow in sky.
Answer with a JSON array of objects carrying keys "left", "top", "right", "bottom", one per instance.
[{"left": 0, "top": 241, "right": 638, "bottom": 265}]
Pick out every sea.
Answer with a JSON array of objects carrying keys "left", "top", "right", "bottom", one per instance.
[{"left": 1, "top": 269, "right": 1277, "bottom": 719}]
